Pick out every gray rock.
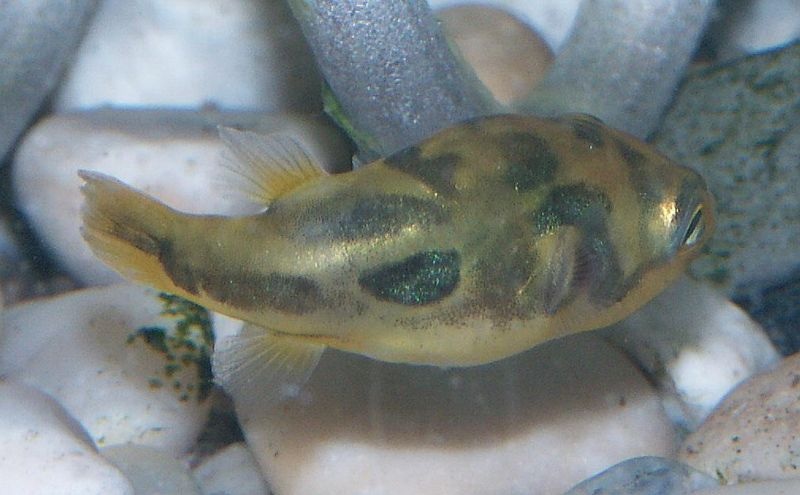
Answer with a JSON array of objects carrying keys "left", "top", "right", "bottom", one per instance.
[
  {"left": 653, "top": 41, "right": 800, "bottom": 354},
  {"left": 521, "top": 0, "right": 716, "bottom": 139},
  {"left": 739, "top": 269, "right": 800, "bottom": 356},
  {"left": 0, "top": 0, "right": 98, "bottom": 161},
  {"left": 563, "top": 456, "right": 718, "bottom": 495}
]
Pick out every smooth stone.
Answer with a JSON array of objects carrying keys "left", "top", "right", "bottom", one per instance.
[
  {"left": 102, "top": 444, "right": 201, "bottom": 495},
  {"left": 428, "top": 0, "right": 580, "bottom": 50},
  {"left": 694, "top": 479, "right": 800, "bottom": 494},
  {"left": 712, "top": 0, "right": 800, "bottom": 61},
  {"left": 232, "top": 334, "right": 677, "bottom": 495},
  {"left": 0, "top": 379, "right": 134, "bottom": 495},
  {"left": 563, "top": 456, "right": 718, "bottom": 495},
  {"left": 437, "top": 4, "right": 553, "bottom": 105},
  {"left": 12, "top": 109, "right": 350, "bottom": 285},
  {"left": 602, "top": 277, "right": 780, "bottom": 430},
  {"left": 0, "top": 284, "right": 213, "bottom": 456},
  {"left": 0, "top": 0, "right": 97, "bottom": 160},
  {"left": 654, "top": 41, "right": 800, "bottom": 300},
  {"left": 680, "top": 350, "right": 800, "bottom": 483},
  {"left": 55, "top": 0, "right": 320, "bottom": 112},
  {"left": 193, "top": 443, "right": 269, "bottom": 495}
]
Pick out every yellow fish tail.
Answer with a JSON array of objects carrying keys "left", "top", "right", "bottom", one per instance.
[{"left": 79, "top": 170, "right": 182, "bottom": 293}]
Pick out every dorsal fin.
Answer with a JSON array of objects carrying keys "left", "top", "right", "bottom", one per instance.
[{"left": 219, "top": 127, "right": 327, "bottom": 205}]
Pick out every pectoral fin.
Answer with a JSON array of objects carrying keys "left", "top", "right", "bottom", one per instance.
[
  {"left": 219, "top": 127, "right": 327, "bottom": 205},
  {"left": 213, "top": 323, "right": 325, "bottom": 410}
]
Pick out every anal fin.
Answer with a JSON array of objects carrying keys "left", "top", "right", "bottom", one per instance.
[{"left": 212, "top": 323, "right": 325, "bottom": 411}]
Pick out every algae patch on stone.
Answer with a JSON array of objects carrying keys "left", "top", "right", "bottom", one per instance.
[{"left": 128, "top": 293, "right": 214, "bottom": 402}]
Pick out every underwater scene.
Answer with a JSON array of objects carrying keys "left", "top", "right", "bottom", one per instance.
[{"left": 1, "top": 0, "right": 799, "bottom": 494}]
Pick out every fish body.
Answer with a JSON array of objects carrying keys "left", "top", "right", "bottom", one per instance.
[{"left": 81, "top": 114, "right": 714, "bottom": 403}]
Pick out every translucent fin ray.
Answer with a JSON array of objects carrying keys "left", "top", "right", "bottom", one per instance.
[
  {"left": 212, "top": 323, "right": 325, "bottom": 411},
  {"left": 218, "top": 127, "right": 327, "bottom": 205}
]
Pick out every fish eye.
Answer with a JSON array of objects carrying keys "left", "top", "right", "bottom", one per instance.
[{"left": 680, "top": 205, "right": 704, "bottom": 248}]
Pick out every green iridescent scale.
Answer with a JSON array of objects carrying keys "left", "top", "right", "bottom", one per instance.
[{"left": 358, "top": 250, "right": 461, "bottom": 305}]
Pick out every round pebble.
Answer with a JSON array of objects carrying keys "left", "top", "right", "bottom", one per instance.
[
  {"left": 0, "top": 284, "right": 213, "bottom": 456},
  {"left": 102, "top": 444, "right": 201, "bottom": 495},
  {"left": 680, "top": 350, "right": 800, "bottom": 483},
  {"left": 0, "top": 379, "right": 134, "bottom": 495},
  {"left": 55, "top": 0, "right": 320, "bottom": 112},
  {"left": 603, "top": 277, "right": 779, "bottom": 430},
  {"left": 694, "top": 479, "right": 800, "bottom": 495},
  {"left": 429, "top": 0, "right": 580, "bottom": 49},
  {"left": 437, "top": 4, "right": 554, "bottom": 105},
  {"left": 232, "top": 334, "right": 677, "bottom": 495},
  {"left": 193, "top": 443, "right": 269, "bottom": 495}
]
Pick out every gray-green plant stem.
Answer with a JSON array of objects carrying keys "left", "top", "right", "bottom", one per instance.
[
  {"left": 519, "top": 0, "right": 716, "bottom": 139},
  {"left": 286, "top": 0, "right": 497, "bottom": 160}
]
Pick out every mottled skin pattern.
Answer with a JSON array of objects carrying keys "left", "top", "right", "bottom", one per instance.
[{"left": 81, "top": 114, "right": 714, "bottom": 367}]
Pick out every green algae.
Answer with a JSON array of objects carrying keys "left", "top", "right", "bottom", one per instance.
[{"left": 128, "top": 293, "right": 214, "bottom": 402}]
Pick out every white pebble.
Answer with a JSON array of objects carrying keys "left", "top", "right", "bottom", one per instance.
[
  {"left": 602, "top": 277, "right": 780, "bottom": 430},
  {"left": 193, "top": 443, "right": 269, "bottom": 495},
  {"left": 0, "top": 379, "right": 134, "bottom": 495},
  {"left": 234, "top": 334, "right": 677, "bottom": 495},
  {"left": 102, "top": 444, "right": 201, "bottom": 495},
  {"left": 0, "top": 284, "right": 213, "bottom": 456},
  {"left": 715, "top": 0, "right": 800, "bottom": 60},
  {"left": 55, "top": 0, "right": 319, "bottom": 112},
  {"left": 694, "top": 479, "right": 800, "bottom": 495}
]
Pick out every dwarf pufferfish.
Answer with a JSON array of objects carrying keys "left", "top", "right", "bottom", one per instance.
[{"left": 80, "top": 113, "right": 714, "bottom": 406}]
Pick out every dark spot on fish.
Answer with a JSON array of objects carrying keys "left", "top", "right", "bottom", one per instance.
[
  {"left": 569, "top": 116, "right": 605, "bottom": 148},
  {"left": 297, "top": 194, "right": 448, "bottom": 241},
  {"left": 158, "top": 239, "right": 201, "bottom": 296},
  {"left": 106, "top": 219, "right": 160, "bottom": 256},
  {"left": 158, "top": 239, "right": 323, "bottom": 314},
  {"left": 532, "top": 184, "right": 612, "bottom": 234},
  {"left": 499, "top": 131, "right": 558, "bottom": 191},
  {"left": 346, "top": 195, "right": 447, "bottom": 238},
  {"left": 205, "top": 272, "right": 323, "bottom": 315},
  {"left": 384, "top": 147, "right": 460, "bottom": 196},
  {"left": 615, "top": 138, "right": 647, "bottom": 171},
  {"left": 359, "top": 250, "right": 460, "bottom": 305}
]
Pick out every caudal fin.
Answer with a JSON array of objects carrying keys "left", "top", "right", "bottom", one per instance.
[{"left": 79, "top": 170, "right": 182, "bottom": 293}]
